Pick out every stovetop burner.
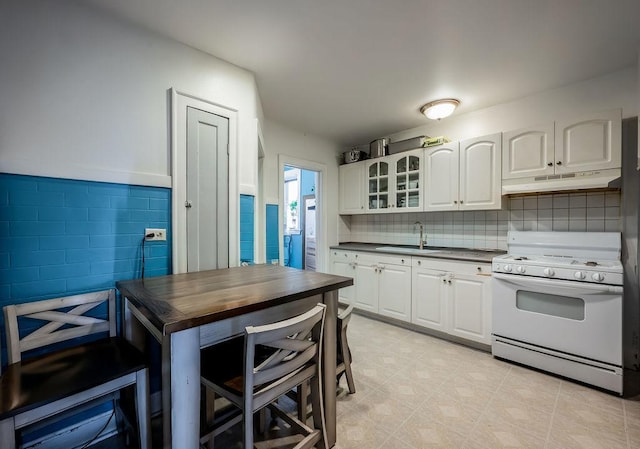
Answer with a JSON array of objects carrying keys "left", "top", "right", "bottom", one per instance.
[{"left": 493, "top": 231, "right": 623, "bottom": 285}]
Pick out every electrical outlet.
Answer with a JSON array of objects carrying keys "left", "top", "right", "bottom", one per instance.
[{"left": 145, "top": 228, "right": 166, "bottom": 241}]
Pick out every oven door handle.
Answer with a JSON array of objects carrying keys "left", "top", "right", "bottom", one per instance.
[{"left": 492, "top": 272, "right": 623, "bottom": 294}]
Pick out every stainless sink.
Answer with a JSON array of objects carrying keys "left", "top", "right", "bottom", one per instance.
[{"left": 375, "top": 246, "right": 442, "bottom": 254}]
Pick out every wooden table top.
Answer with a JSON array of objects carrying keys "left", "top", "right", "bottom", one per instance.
[{"left": 116, "top": 264, "right": 353, "bottom": 335}]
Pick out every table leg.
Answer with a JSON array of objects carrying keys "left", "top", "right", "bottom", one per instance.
[
  {"left": 162, "top": 327, "right": 201, "bottom": 449},
  {"left": 322, "top": 289, "right": 337, "bottom": 447},
  {"left": 123, "top": 298, "right": 147, "bottom": 352}
]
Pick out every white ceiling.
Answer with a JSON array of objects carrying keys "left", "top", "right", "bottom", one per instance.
[{"left": 86, "top": 0, "right": 640, "bottom": 146}]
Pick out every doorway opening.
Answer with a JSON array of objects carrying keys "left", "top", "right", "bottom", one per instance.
[{"left": 282, "top": 165, "right": 319, "bottom": 270}]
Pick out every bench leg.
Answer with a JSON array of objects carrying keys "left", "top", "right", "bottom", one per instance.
[
  {"left": 0, "top": 417, "right": 16, "bottom": 449},
  {"left": 135, "top": 368, "right": 152, "bottom": 449}
]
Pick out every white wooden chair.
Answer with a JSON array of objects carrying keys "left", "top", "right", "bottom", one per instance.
[
  {"left": 0, "top": 289, "right": 151, "bottom": 449},
  {"left": 199, "top": 303, "right": 328, "bottom": 449}
]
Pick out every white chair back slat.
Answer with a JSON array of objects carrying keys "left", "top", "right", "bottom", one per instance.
[
  {"left": 24, "top": 311, "right": 105, "bottom": 329},
  {"left": 25, "top": 303, "right": 97, "bottom": 340},
  {"left": 19, "top": 322, "right": 111, "bottom": 354},
  {"left": 253, "top": 345, "right": 317, "bottom": 386},
  {"left": 11, "top": 292, "right": 107, "bottom": 316},
  {"left": 254, "top": 338, "right": 314, "bottom": 372},
  {"left": 4, "top": 289, "right": 116, "bottom": 363}
]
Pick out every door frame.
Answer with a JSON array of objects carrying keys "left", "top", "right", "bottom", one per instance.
[
  {"left": 171, "top": 88, "right": 239, "bottom": 274},
  {"left": 278, "top": 155, "right": 327, "bottom": 272}
]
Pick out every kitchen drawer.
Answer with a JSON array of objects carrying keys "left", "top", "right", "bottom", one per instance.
[
  {"left": 413, "top": 257, "right": 491, "bottom": 276},
  {"left": 373, "top": 253, "right": 411, "bottom": 267}
]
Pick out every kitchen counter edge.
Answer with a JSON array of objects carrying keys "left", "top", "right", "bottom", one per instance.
[{"left": 330, "top": 243, "right": 506, "bottom": 263}]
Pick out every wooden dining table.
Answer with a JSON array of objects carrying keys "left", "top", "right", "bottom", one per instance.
[{"left": 116, "top": 264, "right": 353, "bottom": 449}]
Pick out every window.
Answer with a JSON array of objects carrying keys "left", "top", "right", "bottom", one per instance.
[{"left": 284, "top": 168, "right": 300, "bottom": 233}]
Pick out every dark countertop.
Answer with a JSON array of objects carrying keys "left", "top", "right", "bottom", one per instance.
[{"left": 330, "top": 242, "right": 506, "bottom": 263}]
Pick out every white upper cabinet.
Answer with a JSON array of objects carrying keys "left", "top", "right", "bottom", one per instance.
[
  {"left": 339, "top": 162, "right": 365, "bottom": 214},
  {"left": 555, "top": 109, "right": 621, "bottom": 174},
  {"left": 366, "top": 149, "right": 422, "bottom": 212},
  {"left": 424, "top": 143, "right": 459, "bottom": 211},
  {"left": 459, "top": 133, "right": 502, "bottom": 210},
  {"left": 425, "top": 133, "right": 502, "bottom": 211},
  {"left": 502, "top": 123, "right": 555, "bottom": 180},
  {"left": 503, "top": 109, "right": 621, "bottom": 181},
  {"left": 365, "top": 159, "right": 390, "bottom": 212}
]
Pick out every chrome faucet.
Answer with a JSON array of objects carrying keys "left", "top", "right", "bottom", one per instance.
[{"left": 414, "top": 221, "right": 426, "bottom": 250}]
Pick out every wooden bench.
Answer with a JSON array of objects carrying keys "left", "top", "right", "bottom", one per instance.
[{"left": 0, "top": 289, "right": 151, "bottom": 449}]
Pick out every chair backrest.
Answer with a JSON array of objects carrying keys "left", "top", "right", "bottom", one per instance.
[
  {"left": 243, "top": 303, "right": 326, "bottom": 408},
  {"left": 3, "top": 289, "right": 117, "bottom": 364},
  {"left": 338, "top": 304, "right": 354, "bottom": 330}
]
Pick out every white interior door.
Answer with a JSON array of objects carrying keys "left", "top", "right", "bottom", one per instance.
[{"left": 186, "top": 107, "right": 229, "bottom": 272}]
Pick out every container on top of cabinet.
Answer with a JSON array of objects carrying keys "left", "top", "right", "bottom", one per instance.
[{"left": 501, "top": 109, "right": 622, "bottom": 194}]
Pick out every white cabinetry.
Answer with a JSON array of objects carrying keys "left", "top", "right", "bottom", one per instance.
[
  {"left": 555, "top": 109, "right": 621, "bottom": 174},
  {"left": 412, "top": 258, "right": 492, "bottom": 345},
  {"left": 502, "top": 123, "right": 555, "bottom": 180},
  {"left": 424, "top": 133, "right": 502, "bottom": 211},
  {"left": 330, "top": 250, "right": 357, "bottom": 304},
  {"left": 411, "top": 259, "right": 447, "bottom": 332},
  {"left": 377, "top": 257, "right": 412, "bottom": 322},
  {"left": 366, "top": 150, "right": 422, "bottom": 213},
  {"left": 502, "top": 109, "right": 621, "bottom": 180},
  {"left": 339, "top": 163, "right": 365, "bottom": 214},
  {"left": 351, "top": 252, "right": 412, "bottom": 322}
]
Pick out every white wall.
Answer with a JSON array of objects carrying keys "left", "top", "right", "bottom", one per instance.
[
  {"left": 0, "top": 0, "right": 263, "bottom": 189},
  {"left": 262, "top": 119, "right": 342, "bottom": 269},
  {"left": 387, "top": 67, "right": 638, "bottom": 145}
]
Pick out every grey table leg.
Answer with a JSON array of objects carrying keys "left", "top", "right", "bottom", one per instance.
[
  {"left": 162, "top": 328, "right": 201, "bottom": 449},
  {"left": 323, "top": 289, "right": 338, "bottom": 447}
]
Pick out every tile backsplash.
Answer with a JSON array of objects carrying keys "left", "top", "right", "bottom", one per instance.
[{"left": 342, "top": 191, "right": 621, "bottom": 251}]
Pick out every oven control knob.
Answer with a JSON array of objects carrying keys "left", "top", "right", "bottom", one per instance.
[
  {"left": 516, "top": 265, "right": 526, "bottom": 273},
  {"left": 574, "top": 271, "right": 586, "bottom": 280},
  {"left": 543, "top": 268, "right": 555, "bottom": 277},
  {"left": 503, "top": 264, "right": 512, "bottom": 272},
  {"left": 592, "top": 272, "right": 605, "bottom": 282}
]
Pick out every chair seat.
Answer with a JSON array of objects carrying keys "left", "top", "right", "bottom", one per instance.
[
  {"left": 201, "top": 338, "right": 287, "bottom": 400},
  {"left": 0, "top": 337, "right": 146, "bottom": 420}
]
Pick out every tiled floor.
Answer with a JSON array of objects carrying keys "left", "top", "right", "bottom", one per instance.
[
  {"left": 96, "top": 313, "right": 640, "bottom": 448},
  {"left": 335, "top": 313, "right": 640, "bottom": 449}
]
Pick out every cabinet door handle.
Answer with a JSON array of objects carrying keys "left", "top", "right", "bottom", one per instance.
[
  {"left": 443, "top": 278, "right": 447, "bottom": 283},
  {"left": 417, "top": 260, "right": 421, "bottom": 265},
  {"left": 460, "top": 200, "right": 464, "bottom": 204},
  {"left": 547, "top": 162, "right": 553, "bottom": 166},
  {"left": 556, "top": 161, "right": 562, "bottom": 165},
  {"left": 454, "top": 200, "right": 458, "bottom": 204}
]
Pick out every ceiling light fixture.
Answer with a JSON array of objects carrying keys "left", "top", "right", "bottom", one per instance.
[{"left": 420, "top": 98, "right": 460, "bottom": 120}]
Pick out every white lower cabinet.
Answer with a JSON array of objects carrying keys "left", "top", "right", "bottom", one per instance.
[
  {"left": 331, "top": 249, "right": 492, "bottom": 345},
  {"left": 329, "top": 250, "right": 357, "bottom": 304},
  {"left": 411, "top": 260, "right": 447, "bottom": 332},
  {"left": 412, "top": 258, "right": 492, "bottom": 345},
  {"left": 354, "top": 252, "right": 412, "bottom": 321}
]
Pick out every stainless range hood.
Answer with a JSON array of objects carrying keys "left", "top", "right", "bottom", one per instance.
[{"left": 502, "top": 168, "right": 621, "bottom": 195}]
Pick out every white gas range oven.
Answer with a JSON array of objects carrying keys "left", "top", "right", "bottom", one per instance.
[{"left": 491, "top": 231, "right": 623, "bottom": 394}]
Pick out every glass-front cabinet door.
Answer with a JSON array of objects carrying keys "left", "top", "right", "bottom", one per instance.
[
  {"left": 366, "top": 160, "right": 389, "bottom": 211},
  {"left": 394, "top": 151, "right": 421, "bottom": 210}
]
